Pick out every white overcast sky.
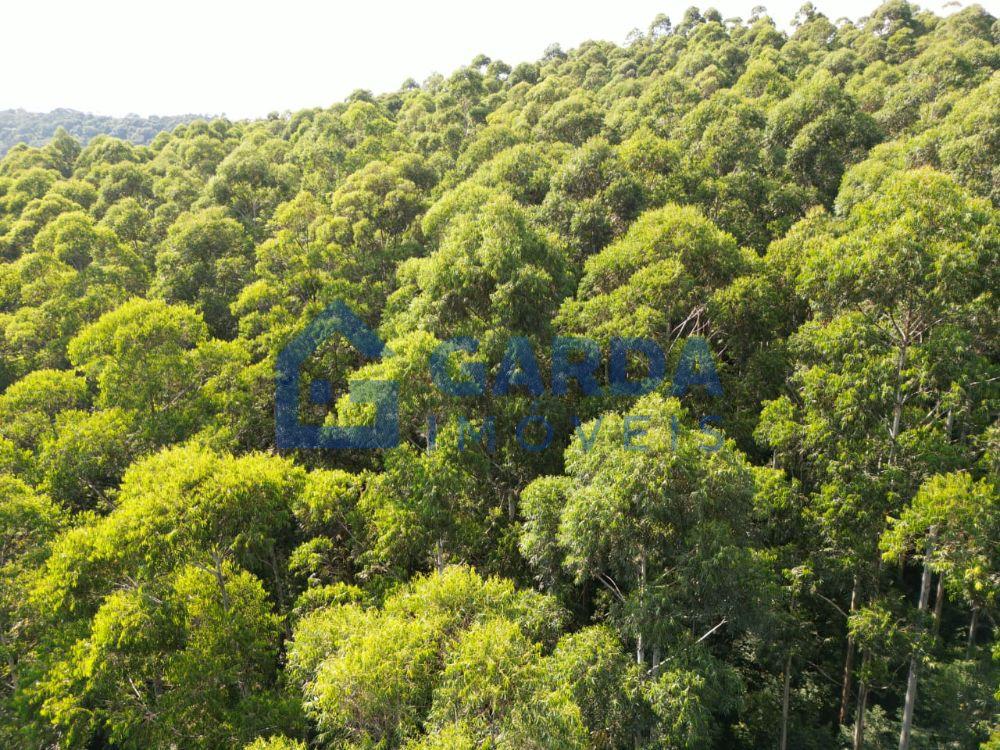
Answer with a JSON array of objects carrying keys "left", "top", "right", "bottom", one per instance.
[{"left": 1, "top": 0, "right": 994, "bottom": 119}]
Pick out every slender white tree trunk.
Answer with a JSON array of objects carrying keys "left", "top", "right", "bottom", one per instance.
[
  {"left": 780, "top": 652, "right": 792, "bottom": 750},
  {"left": 967, "top": 607, "right": 979, "bottom": 655},
  {"left": 636, "top": 549, "right": 647, "bottom": 665},
  {"left": 435, "top": 538, "right": 445, "bottom": 573},
  {"left": 898, "top": 528, "right": 936, "bottom": 750},
  {"left": 853, "top": 651, "right": 870, "bottom": 750},
  {"left": 839, "top": 578, "right": 860, "bottom": 724},
  {"left": 932, "top": 575, "right": 945, "bottom": 635}
]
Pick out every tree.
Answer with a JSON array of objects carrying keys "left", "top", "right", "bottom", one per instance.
[
  {"left": 766, "top": 69, "right": 880, "bottom": 205},
  {"left": 39, "top": 408, "right": 138, "bottom": 510},
  {"left": 540, "top": 138, "right": 646, "bottom": 261},
  {"left": 534, "top": 94, "right": 604, "bottom": 146},
  {"left": 25, "top": 445, "right": 308, "bottom": 747},
  {"left": 383, "top": 194, "right": 571, "bottom": 355},
  {"left": 521, "top": 394, "right": 781, "bottom": 744},
  {"left": 757, "top": 168, "right": 997, "bottom": 747},
  {"left": 67, "top": 298, "right": 239, "bottom": 445},
  {"left": 0, "top": 369, "right": 88, "bottom": 456},
  {"left": 556, "top": 202, "right": 747, "bottom": 346},
  {"left": 154, "top": 207, "right": 251, "bottom": 337},
  {"left": 43, "top": 562, "right": 289, "bottom": 749},
  {"left": 881, "top": 472, "right": 998, "bottom": 749},
  {"left": 0, "top": 475, "right": 63, "bottom": 748},
  {"left": 288, "top": 567, "right": 573, "bottom": 748},
  {"left": 204, "top": 138, "right": 300, "bottom": 238}
]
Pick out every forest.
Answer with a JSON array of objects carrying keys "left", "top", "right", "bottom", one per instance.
[
  {"left": 0, "top": 2, "right": 997, "bottom": 749},
  {"left": 0, "top": 110, "right": 199, "bottom": 156}
]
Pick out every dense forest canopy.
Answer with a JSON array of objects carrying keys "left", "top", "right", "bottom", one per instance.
[
  {"left": 0, "top": 109, "right": 201, "bottom": 155},
  {"left": 0, "top": 3, "right": 997, "bottom": 749}
]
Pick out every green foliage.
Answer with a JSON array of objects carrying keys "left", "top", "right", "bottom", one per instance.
[
  {"left": 67, "top": 298, "right": 243, "bottom": 445},
  {"left": 289, "top": 566, "right": 583, "bottom": 748},
  {"left": 0, "top": 4, "right": 997, "bottom": 748},
  {"left": 0, "top": 111, "right": 197, "bottom": 156},
  {"left": 882, "top": 472, "right": 999, "bottom": 610},
  {"left": 154, "top": 207, "right": 251, "bottom": 337}
]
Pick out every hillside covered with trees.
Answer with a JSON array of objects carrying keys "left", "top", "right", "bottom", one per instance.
[
  {"left": 0, "top": 3, "right": 997, "bottom": 749},
  {"left": 0, "top": 109, "right": 200, "bottom": 156}
]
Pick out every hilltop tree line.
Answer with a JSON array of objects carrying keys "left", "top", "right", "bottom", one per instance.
[
  {"left": 0, "top": 3, "right": 997, "bottom": 749},
  {"left": 0, "top": 109, "right": 200, "bottom": 156}
]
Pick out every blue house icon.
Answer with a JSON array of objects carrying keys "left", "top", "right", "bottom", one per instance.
[{"left": 275, "top": 300, "right": 399, "bottom": 450}]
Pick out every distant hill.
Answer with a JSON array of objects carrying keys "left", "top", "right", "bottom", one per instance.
[{"left": 0, "top": 108, "right": 202, "bottom": 154}]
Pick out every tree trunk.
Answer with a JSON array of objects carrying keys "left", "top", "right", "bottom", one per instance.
[
  {"left": 888, "top": 321, "right": 911, "bottom": 464},
  {"left": 932, "top": 575, "right": 945, "bottom": 636},
  {"left": 434, "top": 539, "right": 445, "bottom": 574},
  {"left": 839, "top": 577, "right": 860, "bottom": 724},
  {"left": 967, "top": 607, "right": 979, "bottom": 655},
  {"left": 212, "top": 550, "right": 230, "bottom": 613},
  {"left": 780, "top": 651, "right": 792, "bottom": 750},
  {"left": 1, "top": 631, "right": 16, "bottom": 692},
  {"left": 852, "top": 655, "right": 870, "bottom": 750},
  {"left": 636, "top": 549, "right": 647, "bottom": 665},
  {"left": 898, "top": 527, "right": 936, "bottom": 750},
  {"left": 269, "top": 546, "right": 286, "bottom": 611},
  {"left": 633, "top": 551, "right": 650, "bottom": 750}
]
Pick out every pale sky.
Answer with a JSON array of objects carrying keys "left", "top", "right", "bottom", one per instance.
[{"left": 2, "top": 0, "right": 993, "bottom": 119}]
